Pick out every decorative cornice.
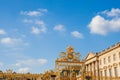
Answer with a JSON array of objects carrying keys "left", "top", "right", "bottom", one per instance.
[
  {"left": 113, "top": 63, "right": 118, "bottom": 67},
  {"left": 85, "top": 42, "right": 120, "bottom": 61},
  {"left": 103, "top": 66, "right": 107, "bottom": 69},
  {"left": 98, "top": 42, "right": 120, "bottom": 56},
  {"left": 108, "top": 65, "right": 112, "bottom": 68}
]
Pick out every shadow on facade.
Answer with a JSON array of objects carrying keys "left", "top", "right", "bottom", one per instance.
[{"left": 85, "top": 76, "right": 92, "bottom": 80}]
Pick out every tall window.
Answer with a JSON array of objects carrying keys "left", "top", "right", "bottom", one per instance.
[
  {"left": 114, "top": 67, "right": 118, "bottom": 77},
  {"left": 100, "top": 59, "right": 102, "bottom": 65},
  {"left": 108, "top": 56, "right": 111, "bottom": 63},
  {"left": 109, "top": 69, "right": 112, "bottom": 77},
  {"left": 113, "top": 54, "right": 116, "bottom": 61},
  {"left": 119, "top": 52, "right": 120, "bottom": 59},
  {"left": 104, "top": 70, "right": 107, "bottom": 77},
  {"left": 101, "top": 71, "right": 103, "bottom": 77},
  {"left": 104, "top": 58, "right": 106, "bottom": 64}
]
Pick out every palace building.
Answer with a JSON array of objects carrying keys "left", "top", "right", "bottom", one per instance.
[
  {"left": 83, "top": 42, "right": 120, "bottom": 80},
  {"left": 0, "top": 42, "right": 120, "bottom": 80}
]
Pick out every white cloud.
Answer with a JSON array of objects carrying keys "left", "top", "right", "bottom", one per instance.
[
  {"left": 38, "top": 8, "right": 48, "bottom": 12},
  {"left": 18, "top": 67, "right": 30, "bottom": 73},
  {"left": 21, "top": 9, "right": 47, "bottom": 35},
  {"left": 23, "top": 19, "right": 33, "bottom": 23},
  {"left": 88, "top": 15, "right": 109, "bottom": 35},
  {"left": 0, "top": 29, "right": 6, "bottom": 35},
  {"left": 88, "top": 8, "right": 120, "bottom": 35},
  {"left": 71, "top": 31, "right": 83, "bottom": 39},
  {"left": 14, "top": 58, "right": 48, "bottom": 67},
  {"left": 101, "top": 8, "right": 120, "bottom": 17},
  {"left": 31, "top": 20, "right": 47, "bottom": 35},
  {"left": 35, "top": 20, "right": 47, "bottom": 33},
  {"left": 22, "top": 19, "right": 47, "bottom": 35},
  {"left": 0, "top": 37, "right": 28, "bottom": 47},
  {"left": 38, "top": 59, "right": 48, "bottom": 65},
  {"left": 1, "top": 37, "right": 20, "bottom": 45},
  {"left": 35, "top": 20, "right": 44, "bottom": 25},
  {"left": 21, "top": 9, "right": 48, "bottom": 17},
  {"left": 54, "top": 24, "right": 66, "bottom": 32},
  {"left": 88, "top": 15, "right": 120, "bottom": 35},
  {"left": 31, "top": 27, "right": 40, "bottom": 35}
]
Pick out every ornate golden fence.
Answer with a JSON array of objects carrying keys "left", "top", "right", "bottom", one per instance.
[{"left": 0, "top": 72, "right": 41, "bottom": 80}]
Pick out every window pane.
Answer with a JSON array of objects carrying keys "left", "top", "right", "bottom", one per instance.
[
  {"left": 119, "top": 52, "right": 120, "bottom": 59},
  {"left": 109, "top": 69, "right": 112, "bottom": 77},
  {"left": 104, "top": 58, "right": 106, "bottom": 64},
  {"left": 113, "top": 54, "right": 116, "bottom": 61},
  {"left": 114, "top": 67, "right": 118, "bottom": 77},
  {"left": 104, "top": 70, "right": 107, "bottom": 77},
  {"left": 108, "top": 56, "right": 111, "bottom": 63}
]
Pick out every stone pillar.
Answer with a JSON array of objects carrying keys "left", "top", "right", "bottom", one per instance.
[
  {"left": 86, "top": 64, "right": 89, "bottom": 76},
  {"left": 93, "top": 62, "right": 94, "bottom": 76},
  {"left": 94, "top": 61, "right": 96, "bottom": 76},
  {"left": 96, "top": 60, "right": 100, "bottom": 80},
  {"left": 90, "top": 63, "right": 92, "bottom": 76},
  {"left": 88, "top": 64, "right": 90, "bottom": 76},
  {"left": 87, "top": 64, "right": 89, "bottom": 72}
]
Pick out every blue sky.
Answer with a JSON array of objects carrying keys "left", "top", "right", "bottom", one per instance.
[{"left": 0, "top": 0, "right": 120, "bottom": 73}]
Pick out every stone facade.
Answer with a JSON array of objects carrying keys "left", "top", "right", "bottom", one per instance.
[{"left": 83, "top": 42, "right": 120, "bottom": 80}]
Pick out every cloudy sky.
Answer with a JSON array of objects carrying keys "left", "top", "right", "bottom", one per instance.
[{"left": 0, "top": 0, "right": 120, "bottom": 73}]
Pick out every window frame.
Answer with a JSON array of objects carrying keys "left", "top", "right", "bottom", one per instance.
[
  {"left": 113, "top": 54, "right": 116, "bottom": 61},
  {"left": 104, "top": 58, "right": 106, "bottom": 64},
  {"left": 108, "top": 56, "right": 111, "bottom": 63}
]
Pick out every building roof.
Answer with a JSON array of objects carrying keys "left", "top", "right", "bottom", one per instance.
[
  {"left": 85, "top": 42, "right": 120, "bottom": 60},
  {"left": 98, "top": 42, "right": 120, "bottom": 56}
]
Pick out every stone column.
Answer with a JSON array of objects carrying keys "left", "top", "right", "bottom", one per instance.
[
  {"left": 96, "top": 60, "right": 100, "bottom": 80},
  {"left": 94, "top": 61, "right": 96, "bottom": 76},
  {"left": 89, "top": 63, "right": 91, "bottom": 75},
  {"left": 90, "top": 63, "right": 92, "bottom": 76},
  {"left": 87, "top": 65, "right": 89, "bottom": 73}
]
